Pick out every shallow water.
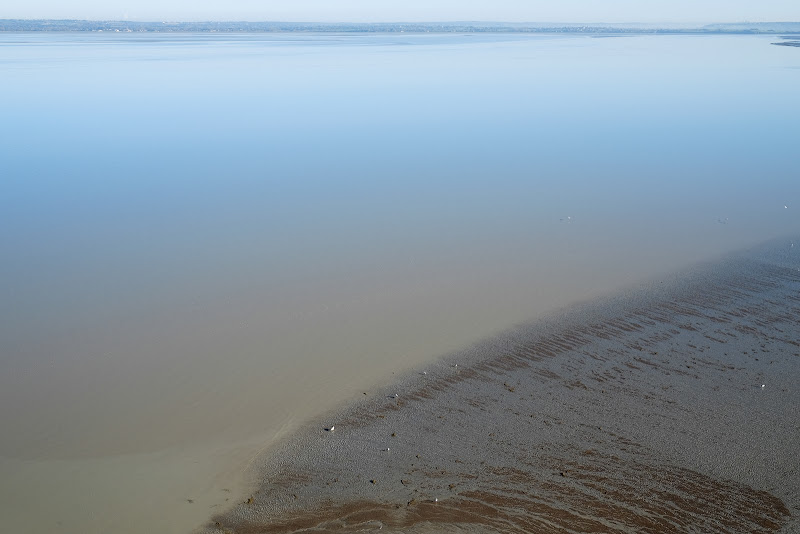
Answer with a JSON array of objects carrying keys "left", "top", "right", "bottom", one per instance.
[{"left": 0, "top": 32, "right": 798, "bottom": 533}]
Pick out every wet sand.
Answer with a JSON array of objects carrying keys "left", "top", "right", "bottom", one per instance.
[{"left": 199, "top": 240, "right": 800, "bottom": 533}]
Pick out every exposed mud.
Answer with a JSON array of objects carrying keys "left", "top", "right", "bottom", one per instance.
[{"left": 199, "top": 242, "right": 800, "bottom": 533}]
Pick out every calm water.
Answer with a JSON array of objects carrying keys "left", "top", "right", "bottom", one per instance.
[{"left": 0, "top": 32, "right": 798, "bottom": 533}]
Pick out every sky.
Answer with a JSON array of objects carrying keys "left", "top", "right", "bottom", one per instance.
[{"left": 2, "top": 0, "right": 800, "bottom": 23}]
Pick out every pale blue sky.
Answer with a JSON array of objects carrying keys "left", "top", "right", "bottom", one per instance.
[{"left": 3, "top": 0, "right": 799, "bottom": 23}]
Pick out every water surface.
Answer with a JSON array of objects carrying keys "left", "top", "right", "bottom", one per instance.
[{"left": 0, "top": 32, "right": 798, "bottom": 533}]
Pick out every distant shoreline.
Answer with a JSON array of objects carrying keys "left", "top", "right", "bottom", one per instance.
[{"left": 2, "top": 19, "right": 800, "bottom": 34}]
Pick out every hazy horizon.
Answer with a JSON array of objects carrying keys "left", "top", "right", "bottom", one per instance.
[
  {"left": 3, "top": 0, "right": 800, "bottom": 24},
  {"left": 3, "top": 18, "right": 800, "bottom": 26}
]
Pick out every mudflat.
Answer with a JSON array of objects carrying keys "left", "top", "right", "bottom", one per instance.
[{"left": 200, "top": 240, "right": 800, "bottom": 533}]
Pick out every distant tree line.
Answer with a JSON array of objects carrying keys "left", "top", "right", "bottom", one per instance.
[{"left": 1, "top": 19, "right": 799, "bottom": 34}]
